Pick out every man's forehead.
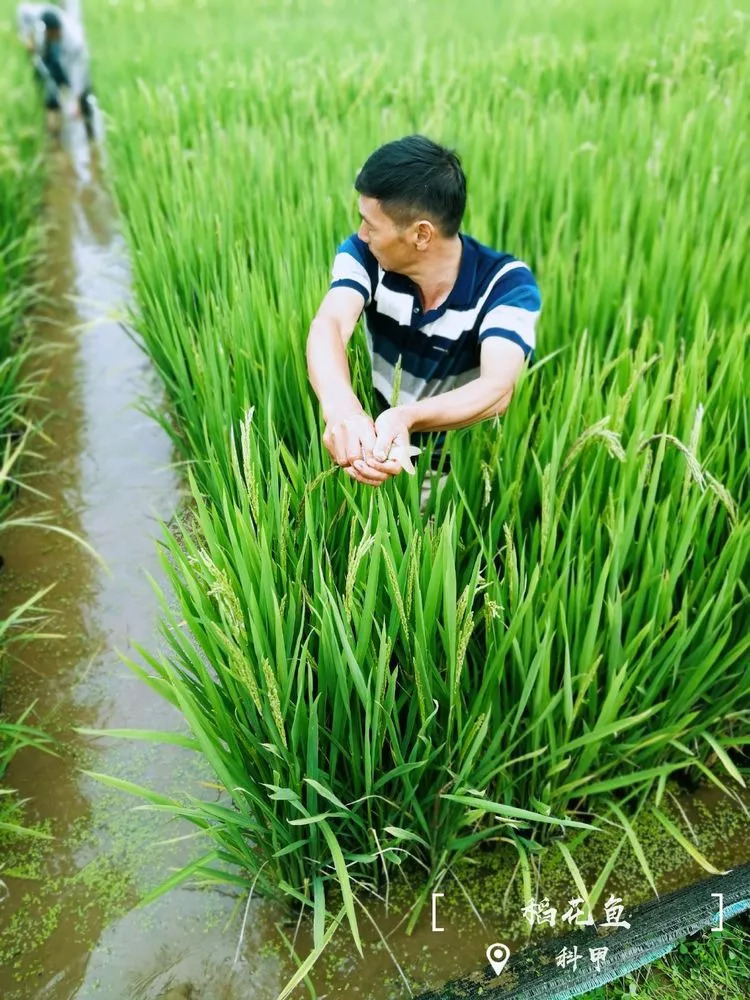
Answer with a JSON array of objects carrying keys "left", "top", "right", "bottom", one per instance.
[{"left": 358, "top": 195, "right": 381, "bottom": 222}]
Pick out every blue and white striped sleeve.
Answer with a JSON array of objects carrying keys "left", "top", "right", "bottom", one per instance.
[
  {"left": 330, "top": 234, "right": 374, "bottom": 306},
  {"left": 478, "top": 263, "right": 541, "bottom": 359}
]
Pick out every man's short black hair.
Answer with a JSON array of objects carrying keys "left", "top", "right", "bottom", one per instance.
[{"left": 355, "top": 135, "right": 467, "bottom": 238}]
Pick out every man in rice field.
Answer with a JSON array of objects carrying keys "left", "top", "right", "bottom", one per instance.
[
  {"left": 16, "top": 3, "right": 96, "bottom": 140},
  {"left": 306, "top": 135, "right": 541, "bottom": 505}
]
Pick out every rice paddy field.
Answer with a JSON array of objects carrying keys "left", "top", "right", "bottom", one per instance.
[{"left": 3, "top": 0, "right": 750, "bottom": 994}]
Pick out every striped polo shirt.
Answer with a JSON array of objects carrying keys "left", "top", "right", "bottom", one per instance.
[{"left": 329, "top": 232, "right": 541, "bottom": 412}]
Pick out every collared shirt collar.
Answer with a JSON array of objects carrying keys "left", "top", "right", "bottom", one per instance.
[{"left": 446, "top": 233, "right": 477, "bottom": 308}]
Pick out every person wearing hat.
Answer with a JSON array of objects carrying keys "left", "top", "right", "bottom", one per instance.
[
  {"left": 16, "top": 3, "right": 96, "bottom": 140},
  {"left": 306, "top": 134, "right": 541, "bottom": 508}
]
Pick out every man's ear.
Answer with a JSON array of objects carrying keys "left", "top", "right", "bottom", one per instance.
[{"left": 414, "top": 219, "right": 435, "bottom": 251}]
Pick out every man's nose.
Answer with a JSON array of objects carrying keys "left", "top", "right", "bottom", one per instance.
[{"left": 358, "top": 223, "right": 369, "bottom": 243}]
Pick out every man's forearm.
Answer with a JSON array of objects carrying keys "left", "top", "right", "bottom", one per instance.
[
  {"left": 306, "top": 320, "right": 363, "bottom": 422},
  {"left": 399, "top": 375, "right": 513, "bottom": 433}
]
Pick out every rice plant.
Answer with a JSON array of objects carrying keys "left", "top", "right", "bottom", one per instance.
[{"left": 80, "top": 0, "right": 749, "bottom": 966}]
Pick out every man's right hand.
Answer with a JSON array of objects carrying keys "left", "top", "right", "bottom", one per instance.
[{"left": 323, "top": 410, "right": 377, "bottom": 468}]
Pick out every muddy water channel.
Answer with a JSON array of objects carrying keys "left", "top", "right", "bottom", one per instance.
[
  {"left": 0, "top": 132, "right": 282, "bottom": 999},
  {"left": 1, "top": 131, "right": 748, "bottom": 1000}
]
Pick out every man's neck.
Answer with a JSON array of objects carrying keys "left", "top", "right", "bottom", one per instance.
[{"left": 403, "top": 235, "right": 463, "bottom": 312}]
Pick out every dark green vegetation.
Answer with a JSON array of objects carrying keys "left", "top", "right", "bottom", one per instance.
[
  {"left": 0, "top": 28, "right": 53, "bottom": 839},
  {"left": 0, "top": 31, "right": 44, "bottom": 517}
]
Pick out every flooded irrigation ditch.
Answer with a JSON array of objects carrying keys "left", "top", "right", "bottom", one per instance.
[{"left": 0, "top": 133, "right": 749, "bottom": 1000}]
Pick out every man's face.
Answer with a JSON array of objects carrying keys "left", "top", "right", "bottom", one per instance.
[{"left": 357, "top": 195, "right": 414, "bottom": 272}]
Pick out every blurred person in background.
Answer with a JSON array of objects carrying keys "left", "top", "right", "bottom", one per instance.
[
  {"left": 306, "top": 134, "right": 541, "bottom": 507},
  {"left": 16, "top": 3, "right": 96, "bottom": 140}
]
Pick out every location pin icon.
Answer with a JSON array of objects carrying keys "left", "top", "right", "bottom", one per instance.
[{"left": 486, "top": 942, "right": 511, "bottom": 976}]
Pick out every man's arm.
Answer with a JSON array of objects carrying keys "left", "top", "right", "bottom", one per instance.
[
  {"left": 306, "top": 285, "right": 366, "bottom": 428},
  {"left": 306, "top": 287, "right": 399, "bottom": 484},
  {"left": 409, "top": 338, "right": 526, "bottom": 431},
  {"left": 372, "top": 263, "right": 540, "bottom": 458},
  {"left": 372, "top": 339, "right": 526, "bottom": 458}
]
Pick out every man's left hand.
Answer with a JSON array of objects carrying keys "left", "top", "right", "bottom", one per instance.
[{"left": 373, "top": 407, "right": 413, "bottom": 464}]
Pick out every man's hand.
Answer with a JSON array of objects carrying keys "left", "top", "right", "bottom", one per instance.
[
  {"left": 323, "top": 409, "right": 377, "bottom": 468},
  {"left": 373, "top": 407, "right": 412, "bottom": 463}
]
